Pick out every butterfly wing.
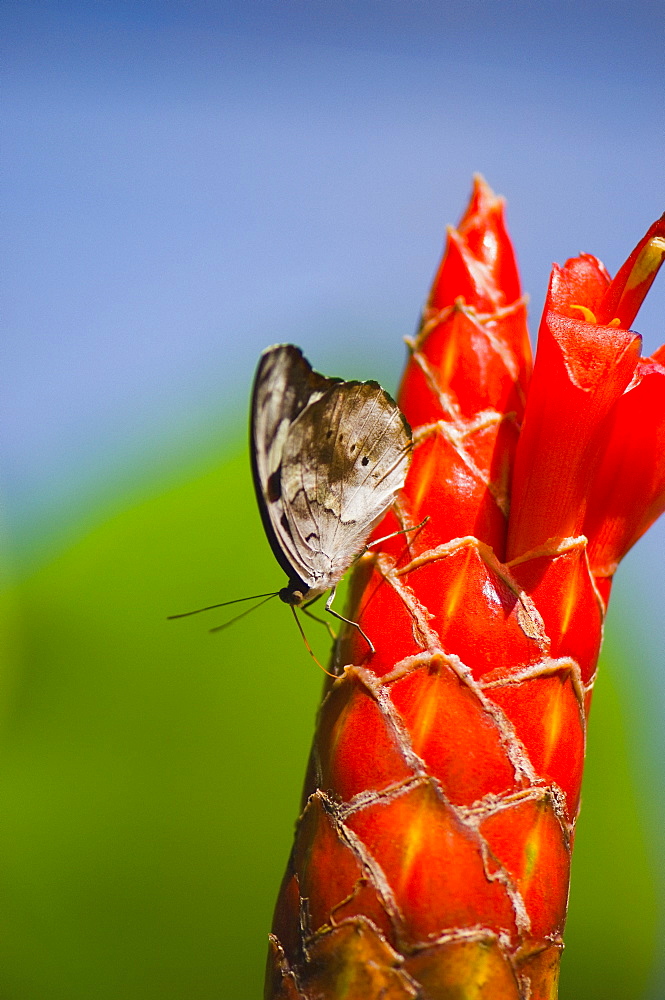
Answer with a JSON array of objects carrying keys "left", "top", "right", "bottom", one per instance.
[
  {"left": 279, "top": 380, "right": 412, "bottom": 594},
  {"left": 250, "top": 344, "right": 340, "bottom": 585}
]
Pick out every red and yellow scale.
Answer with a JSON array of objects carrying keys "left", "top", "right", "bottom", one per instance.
[{"left": 266, "top": 179, "right": 665, "bottom": 1000}]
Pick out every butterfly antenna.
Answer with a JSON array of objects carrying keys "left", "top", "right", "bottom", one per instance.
[
  {"left": 290, "top": 606, "right": 337, "bottom": 678},
  {"left": 209, "top": 593, "right": 279, "bottom": 633},
  {"left": 167, "top": 592, "right": 278, "bottom": 620}
]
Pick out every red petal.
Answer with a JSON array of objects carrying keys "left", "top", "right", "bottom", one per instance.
[
  {"left": 507, "top": 267, "right": 641, "bottom": 559},
  {"left": 547, "top": 253, "right": 610, "bottom": 320},
  {"left": 596, "top": 213, "right": 665, "bottom": 328},
  {"left": 585, "top": 354, "right": 665, "bottom": 575}
]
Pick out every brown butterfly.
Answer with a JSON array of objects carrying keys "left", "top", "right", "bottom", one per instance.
[{"left": 171, "top": 344, "right": 413, "bottom": 655}]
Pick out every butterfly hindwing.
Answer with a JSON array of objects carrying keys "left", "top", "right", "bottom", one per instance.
[
  {"left": 251, "top": 344, "right": 412, "bottom": 597},
  {"left": 280, "top": 382, "right": 411, "bottom": 589}
]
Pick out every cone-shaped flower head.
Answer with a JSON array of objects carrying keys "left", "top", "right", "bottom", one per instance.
[{"left": 266, "top": 182, "right": 664, "bottom": 1000}]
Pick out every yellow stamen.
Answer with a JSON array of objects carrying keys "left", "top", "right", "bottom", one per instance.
[
  {"left": 569, "top": 304, "right": 597, "bottom": 323},
  {"left": 570, "top": 304, "right": 622, "bottom": 327}
]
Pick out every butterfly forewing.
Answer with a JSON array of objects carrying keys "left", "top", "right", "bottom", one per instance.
[{"left": 251, "top": 345, "right": 338, "bottom": 582}]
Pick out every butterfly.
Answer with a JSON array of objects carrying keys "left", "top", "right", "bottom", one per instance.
[
  {"left": 169, "top": 343, "right": 413, "bottom": 656},
  {"left": 249, "top": 343, "right": 412, "bottom": 650}
]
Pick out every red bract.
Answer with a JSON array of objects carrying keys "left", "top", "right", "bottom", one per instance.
[
  {"left": 266, "top": 179, "right": 664, "bottom": 1000},
  {"left": 508, "top": 214, "right": 665, "bottom": 574}
]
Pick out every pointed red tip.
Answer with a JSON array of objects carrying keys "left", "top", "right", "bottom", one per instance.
[{"left": 596, "top": 214, "right": 665, "bottom": 328}]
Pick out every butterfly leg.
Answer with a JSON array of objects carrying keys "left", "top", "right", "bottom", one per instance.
[
  {"left": 325, "top": 586, "right": 375, "bottom": 655},
  {"left": 289, "top": 606, "right": 336, "bottom": 678},
  {"left": 366, "top": 516, "right": 430, "bottom": 551},
  {"left": 302, "top": 594, "right": 337, "bottom": 641}
]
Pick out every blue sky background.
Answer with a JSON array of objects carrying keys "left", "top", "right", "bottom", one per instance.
[
  {"left": 2, "top": 2, "right": 664, "bottom": 990},
  {"left": 3, "top": 1, "right": 664, "bottom": 535}
]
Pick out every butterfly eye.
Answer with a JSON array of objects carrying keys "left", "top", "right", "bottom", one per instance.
[{"left": 279, "top": 588, "right": 305, "bottom": 606}]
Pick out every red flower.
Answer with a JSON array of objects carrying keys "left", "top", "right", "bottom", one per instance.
[
  {"left": 266, "top": 180, "right": 664, "bottom": 1000},
  {"left": 508, "top": 213, "right": 665, "bottom": 584}
]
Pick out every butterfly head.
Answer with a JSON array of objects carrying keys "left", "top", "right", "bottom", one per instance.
[{"left": 279, "top": 585, "right": 306, "bottom": 606}]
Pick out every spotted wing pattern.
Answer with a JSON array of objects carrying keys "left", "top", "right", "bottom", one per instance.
[{"left": 251, "top": 344, "right": 412, "bottom": 597}]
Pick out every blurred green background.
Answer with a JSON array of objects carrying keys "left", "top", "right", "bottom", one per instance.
[{"left": 0, "top": 442, "right": 661, "bottom": 999}]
